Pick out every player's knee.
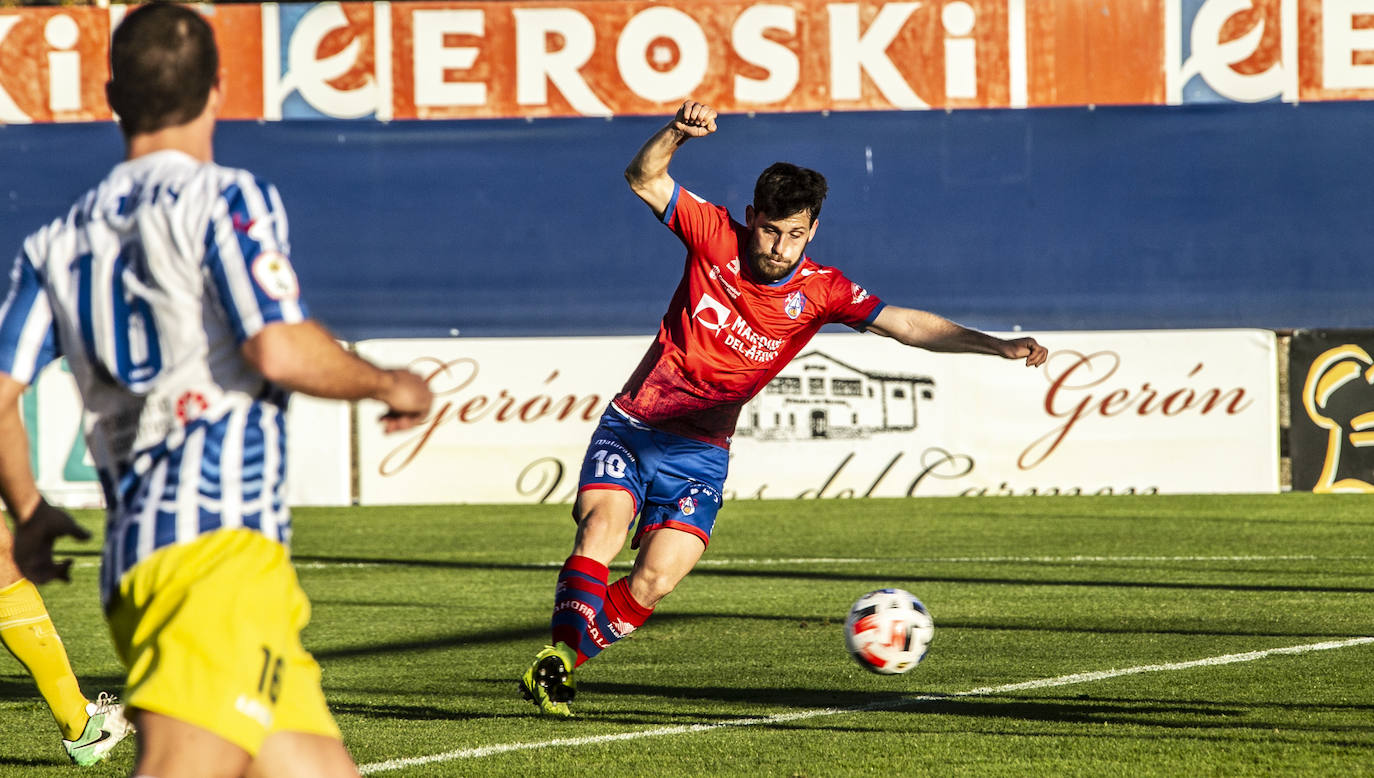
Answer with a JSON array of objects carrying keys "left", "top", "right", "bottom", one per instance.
[
  {"left": 0, "top": 531, "right": 17, "bottom": 585},
  {"left": 629, "top": 568, "right": 679, "bottom": 606}
]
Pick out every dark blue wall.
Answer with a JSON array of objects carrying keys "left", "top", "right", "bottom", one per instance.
[{"left": 3, "top": 101, "right": 1370, "bottom": 340}]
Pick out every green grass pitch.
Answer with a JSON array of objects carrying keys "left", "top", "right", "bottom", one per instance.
[{"left": 2, "top": 494, "right": 1372, "bottom": 776}]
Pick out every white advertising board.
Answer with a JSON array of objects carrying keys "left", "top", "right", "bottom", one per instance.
[
  {"left": 355, "top": 330, "right": 1280, "bottom": 505},
  {"left": 21, "top": 361, "right": 352, "bottom": 509}
]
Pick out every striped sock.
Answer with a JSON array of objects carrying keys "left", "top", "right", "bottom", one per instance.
[
  {"left": 550, "top": 556, "right": 609, "bottom": 667},
  {"left": 601, "top": 577, "right": 654, "bottom": 644}
]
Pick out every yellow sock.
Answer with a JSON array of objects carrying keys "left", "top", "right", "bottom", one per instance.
[{"left": 0, "top": 578, "right": 90, "bottom": 740}]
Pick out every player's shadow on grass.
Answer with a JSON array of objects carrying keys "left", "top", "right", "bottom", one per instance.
[
  {"left": 309, "top": 612, "right": 829, "bottom": 662},
  {"left": 0, "top": 755, "right": 65, "bottom": 768},
  {"left": 561, "top": 679, "right": 917, "bottom": 714}
]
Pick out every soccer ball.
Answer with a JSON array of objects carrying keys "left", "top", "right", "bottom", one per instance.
[{"left": 843, "top": 588, "right": 934, "bottom": 675}]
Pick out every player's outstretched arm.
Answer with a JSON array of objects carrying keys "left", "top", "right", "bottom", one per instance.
[
  {"left": 0, "top": 373, "right": 91, "bottom": 584},
  {"left": 866, "top": 305, "right": 1048, "bottom": 367},
  {"left": 242, "top": 320, "right": 434, "bottom": 433},
  {"left": 624, "top": 100, "right": 718, "bottom": 219}
]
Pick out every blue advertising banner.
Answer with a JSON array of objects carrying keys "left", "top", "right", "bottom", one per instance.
[{"left": 3, "top": 101, "right": 1372, "bottom": 340}]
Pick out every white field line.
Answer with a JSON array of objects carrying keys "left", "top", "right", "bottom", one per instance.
[
  {"left": 69, "top": 554, "right": 1369, "bottom": 572},
  {"left": 357, "top": 637, "right": 1374, "bottom": 775}
]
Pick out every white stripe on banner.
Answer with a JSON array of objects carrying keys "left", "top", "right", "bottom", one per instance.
[{"left": 357, "top": 637, "right": 1374, "bottom": 775}]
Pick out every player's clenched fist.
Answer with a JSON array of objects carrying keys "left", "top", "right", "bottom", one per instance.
[
  {"left": 1003, "top": 337, "right": 1049, "bottom": 367},
  {"left": 673, "top": 100, "right": 717, "bottom": 138}
]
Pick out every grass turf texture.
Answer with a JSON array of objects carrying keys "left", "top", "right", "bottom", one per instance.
[{"left": 1, "top": 494, "right": 1371, "bottom": 776}]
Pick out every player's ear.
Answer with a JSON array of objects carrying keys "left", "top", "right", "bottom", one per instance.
[
  {"left": 208, "top": 82, "right": 224, "bottom": 116},
  {"left": 745, "top": 204, "right": 755, "bottom": 227},
  {"left": 808, "top": 217, "right": 820, "bottom": 241}
]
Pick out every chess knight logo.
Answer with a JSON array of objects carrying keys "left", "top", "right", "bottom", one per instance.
[{"left": 1300, "top": 344, "right": 1374, "bottom": 492}]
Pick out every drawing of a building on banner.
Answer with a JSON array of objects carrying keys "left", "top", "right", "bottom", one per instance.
[{"left": 736, "top": 351, "right": 935, "bottom": 441}]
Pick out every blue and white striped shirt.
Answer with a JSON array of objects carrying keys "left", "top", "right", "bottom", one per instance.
[{"left": 0, "top": 150, "right": 308, "bottom": 606}]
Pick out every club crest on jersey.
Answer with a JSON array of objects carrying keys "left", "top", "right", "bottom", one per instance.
[
  {"left": 175, "top": 391, "right": 208, "bottom": 424},
  {"left": 251, "top": 251, "right": 300, "bottom": 301},
  {"left": 678, "top": 496, "right": 697, "bottom": 516},
  {"left": 851, "top": 283, "right": 870, "bottom": 305},
  {"left": 784, "top": 291, "right": 807, "bottom": 319}
]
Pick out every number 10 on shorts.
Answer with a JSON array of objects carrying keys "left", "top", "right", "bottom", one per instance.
[{"left": 591, "top": 448, "right": 627, "bottom": 479}]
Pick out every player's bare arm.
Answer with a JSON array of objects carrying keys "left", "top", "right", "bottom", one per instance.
[
  {"left": 0, "top": 373, "right": 91, "bottom": 583},
  {"left": 866, "top": 305, "right": 1048, "bottom": 367},
  {"left": 241, "top": 320, "right": 434, "bottom": 432},
  {"left": 624, "top": 100, "right": 718, "bottom": 219}
]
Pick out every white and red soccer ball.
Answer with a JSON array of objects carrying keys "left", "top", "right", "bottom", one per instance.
[{"left": 844, "top": 588, "right": 934, "bottom": 675}]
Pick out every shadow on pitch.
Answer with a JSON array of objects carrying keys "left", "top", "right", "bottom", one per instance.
[
  {"left": 0, "top": 755, "right": 64, "bottom": 768},
  {"left": 572, "top": 685, "right": 1374, "bottom": 737},
  {"left": 329, "top": 700, "right": 504, "bottom": 723},
  {"left": 307, "top": 610, "right": 1371, "bottom": 665},
  {"left": 309, "top": 611, "right": 831, "bottom": 663}
]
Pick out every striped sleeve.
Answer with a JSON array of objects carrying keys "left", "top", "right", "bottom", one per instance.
[
  {"left": 203, "top": 173, "right": 307, "bottom": 343},
  {"left": 0, "top": 245, "right": 60, "bottom": 384}
]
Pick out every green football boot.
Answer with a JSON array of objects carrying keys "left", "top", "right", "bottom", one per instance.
[
  {"left": 63, "top": 692, "right": 135, "bottom": 767},
  {"left": 519, "top": 642, "right": 578, "bottom": 717}
]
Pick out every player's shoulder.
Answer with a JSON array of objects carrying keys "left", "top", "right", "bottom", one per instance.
[
  {"left": 18, "top": 182, "right": 104, "bottom": 268},
  {"left": 197, "top": 161, "right": 282, "bottom": 203},
  {"left": 674, "top": 185, "right": 731, "bottom": 220}
]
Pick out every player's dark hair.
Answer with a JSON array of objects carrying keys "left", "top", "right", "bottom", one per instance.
[
  {"left": 107, "top": 2, "right": 219, "bottom": 136},
  {"left": 753, "top": 162, "right": 828, "bottom": 223}
]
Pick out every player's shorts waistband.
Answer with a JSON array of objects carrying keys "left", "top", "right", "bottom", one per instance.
[{"left": 608, "top": 402, "right": 655, "bottom": 431}]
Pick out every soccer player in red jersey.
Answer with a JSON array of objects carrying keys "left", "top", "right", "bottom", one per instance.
[{"left": 520, "top": 101, "right": 1048, "bottom": 715}]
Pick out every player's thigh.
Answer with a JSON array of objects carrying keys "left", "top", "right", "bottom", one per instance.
[
  {"left": 634, "top": 436, "right": 728, "bottom": 550},
  {"left": 575, "top": 409, "right": 657, "bottom": 532},
  {"left": 109, "top": 529, "right": 338, "bottom": 758},
  {"left": 572, "top": 487, "right": 638, "bottom": 560},
  {"left": 248, "top": 732, "right": 359, "bottom": 778},
  {"left": 133, "top": 709, "right": 252, "bottom": 778}
]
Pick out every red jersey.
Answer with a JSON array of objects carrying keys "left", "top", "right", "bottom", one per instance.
[{"left": 614, "top": 185, "right": 885, "bottom": 448}]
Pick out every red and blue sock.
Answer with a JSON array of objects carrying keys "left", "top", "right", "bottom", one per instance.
[{"left": 550, "top": 556, "right": 654, "bottom": 667}]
